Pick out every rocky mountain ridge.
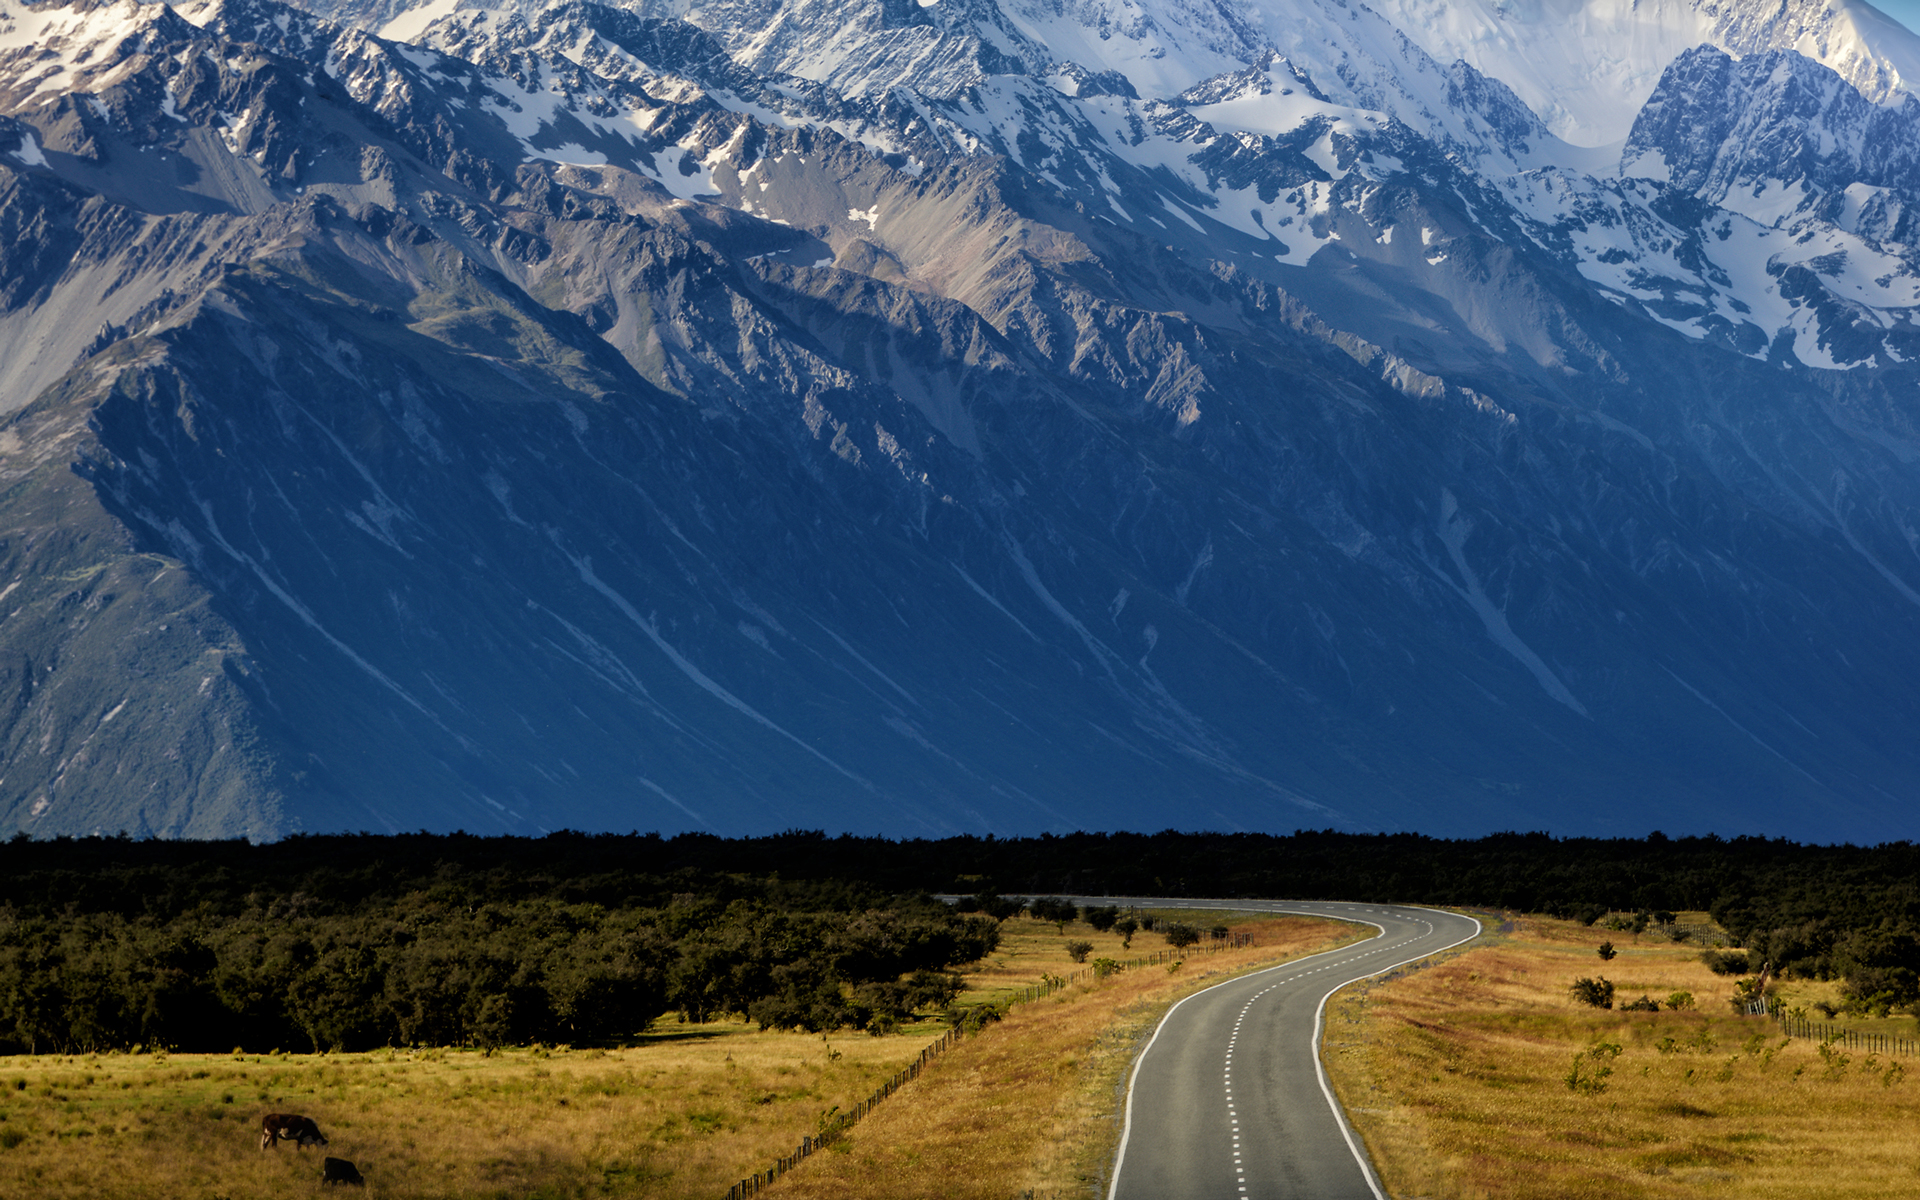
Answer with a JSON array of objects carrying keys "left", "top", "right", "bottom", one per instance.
[{"left": 1, "top": 0, "right": 1919, "bottom": 841}]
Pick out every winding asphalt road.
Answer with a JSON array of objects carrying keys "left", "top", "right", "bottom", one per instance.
[{"left": 1080, "top": 898, "right": 1483, "bottom": 1200}]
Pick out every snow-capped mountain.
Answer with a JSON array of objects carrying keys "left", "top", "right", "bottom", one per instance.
[
  {"left": 290, "top": 0, "right": 1920, "bottom": 366},
  {"left": 3, "top": 0, "right": 1920, "bottom": 842}
]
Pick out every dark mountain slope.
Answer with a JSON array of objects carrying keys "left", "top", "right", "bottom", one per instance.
[{"left": 0, "top": 0, "right": 1917, "bottom": 840}]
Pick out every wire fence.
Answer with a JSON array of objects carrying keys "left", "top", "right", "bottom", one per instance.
[
  {"left": 1765, "top": 1008, "right": 1918, "bottom": 1058},
  {"left": 723, "top": 930, "right": 1256, "bottom": 1198}
]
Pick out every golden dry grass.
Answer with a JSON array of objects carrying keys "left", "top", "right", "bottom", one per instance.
[
  {"left": 1323, "top": 913, "right": 1920, "bottom": 1199},
  {"left": 0, "top": 910, "right": 1355, "bottom": 1199},
  {"left": 772, "top": 914, "right": 1361, "bottom": 1200},
  {"left": 0, "top": 1033, "right": 934, "bottom": 1199}
]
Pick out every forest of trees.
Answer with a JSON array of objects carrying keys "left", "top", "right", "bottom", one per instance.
[
  {"left": 0, "top": 836, "right": 998, "bottom": 1053},
  {"left": 2, "top": 827, "right": 1916, "bottom": 1053}
]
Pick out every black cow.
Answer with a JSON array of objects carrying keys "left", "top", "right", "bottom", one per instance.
[
  {"left": 322, "top": 1157, "right": 366, "bottom": 1186},
  {"left": 260, "top": 1113, "right": 328, "bottom": 1151}
]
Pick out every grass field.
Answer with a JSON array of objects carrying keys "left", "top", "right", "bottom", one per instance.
[
  {"left": 1323, "top": 912, "right": 1920, "bottom": 1199},
  {"left": 0, "top": 908, "right": 1356, "bottom": 1199},
  {"left": 769, "top": 911, "right": 1361, "bottom": 1200}
]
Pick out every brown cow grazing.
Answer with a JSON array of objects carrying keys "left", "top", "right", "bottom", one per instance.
[
  {"left": 322, "top": 1157, "right": 366, "bottom": 1186},
  {"left": 260, "top": 1113, "right": 328, "bottom": 1151}
]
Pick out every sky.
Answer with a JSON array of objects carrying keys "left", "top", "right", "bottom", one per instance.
[{"left": 1876, "top": 0, "right": 1920, "bottom": 33}]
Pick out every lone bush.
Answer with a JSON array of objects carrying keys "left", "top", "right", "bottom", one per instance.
[
  {"left": 946, "top": 1002, "right": 1005, "bottom": 1037},
  {"left": 1566, "top": 1041, "right": 1622, "bottom": 1095},
  {"left": 1666, "top": 990, "right": 1695, "bottom": 1011},
  {"left": 1082, "top": 906, "right": 1120, "bottom": 933},
  {"left": 1114, "top": 918, "right": 1138, "bottom": 949},
  {"left": 1028, "top": 897, "right": 1078, "bottom": 930},
  {"left": 1702, "top": 949, "right": 1750, "bottom": 975},
  {"left": 1091, "top": 958, "right": 1122, "bottom": 979},
  {"left": 1163, "top": 922, "right": 1201, "bottom": 949},
  {"left": 1569, "top": 977, "right": 1616, "bottom": 1009},
  {"left": 1619, "top": 994, "right": 1661, "bottom": 1012},
  {"left": 1065, "top": 940, "right": 1094, "bottom": 963},
  {"left": 1597, "top": 940, "right": 1617, "bottom": 961}
]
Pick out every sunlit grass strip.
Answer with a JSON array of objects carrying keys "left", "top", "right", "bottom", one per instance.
[
  {"left": 0, "top": 1035, "right": 944, "bottom": 1199},
  {"left": 726, "top": 1030, "right": 960, "bottom": 1199},
  {"left": 766, "top": 916, "right": 1361, "bottom": 1200},
  {"left": 725, "top": 931, "right": 1263, "bottom": 1198},
  {"left": 1323, "top": 913, "right": 1920, "bottom": 1199}
]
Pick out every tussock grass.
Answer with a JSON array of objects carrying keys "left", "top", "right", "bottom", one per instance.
[
  {"left": 0, "top": 911, "right": 1354, "bottom": 1199},
  {"left": 772, "top": 914, "right": 1360, "bottom": 1200},
  {"left": 0, "top": 1035, "right": 925, "bottom": 1199},
  {"left": 1324, "top": 913, "right": 1920, "bottom": 1199}
]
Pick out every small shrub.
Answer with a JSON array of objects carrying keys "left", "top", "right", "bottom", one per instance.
[
  {"left": 1163, "top": 923, "right": 1201, "bottom": 949},
  {"left": 1701, "top": 949, "right": 1750, "bottom": 975},
  {"left": 1569, "top": 977, "right": 1615, "bottom": 1009},
  {"left": 946, "top": 1003, "right": 1005, "bottom": 1037},
  {"left": 1619, "top": 994, "right": 1660, "bottom": 1012},
  {"left": 1818, "top": 1040, "right": 1851, "bottom": 1078},
  {"left": 1566, "top": 1042, "right": 1622, "bottom": 1095},
  {"left": 1666, "top": 990, "right": 1695, "bottom": 1011},
  {"left": 1091, "top": 958, "right": 1122, "bottom": 979},
  {"left": 1081, "top": 906, "right": 1120, "bottom": 933},
  {"left": 1029, "top": 897, "right": 1078, "bottom": 930},
  {"left": 1597, "top": 941, "right": 1617, "bottom": 962},
  {"left": 1114, "top": 919, "right": 1138, "bottom": 949},
  {"left": 1065, "top": 941, "right": 1093, "bottom": 963}
]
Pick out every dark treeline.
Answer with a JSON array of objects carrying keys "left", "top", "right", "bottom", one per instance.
[
  {"left": 0, "top": 832, "right": 998, "bottom": 1054},
  {"left": 3, "top": 827, "right": 1917, "bottom": 1052}
]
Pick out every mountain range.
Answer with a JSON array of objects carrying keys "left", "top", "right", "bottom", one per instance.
[{"left": 2, "top": 0, "right": 1919, "bottom": 841}]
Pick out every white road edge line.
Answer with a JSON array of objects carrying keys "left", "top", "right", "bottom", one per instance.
[
  {"left": 1307, "top": 906, "right": 1482, "bottom": 1200},
  {"left": 1103, "top": 901, "right": 1482, "bottom": 1200}
]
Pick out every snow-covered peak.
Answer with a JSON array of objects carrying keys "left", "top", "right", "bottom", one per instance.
[
  {"left": 1359, "top": 0, "right": 1920, "bottom": 145},
  {"left": 0, "top": 0, "right": 199, "bottom": 105},
  {"left": 992, "top": 0, "right": 1260, "bottom": 99},
  {"left": 1623, "top": 44, "right": 1920, "bottom": 226}
]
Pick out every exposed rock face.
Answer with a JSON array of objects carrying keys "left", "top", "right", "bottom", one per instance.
[{"left": 2, "top": 0, "right": 1919, "bottom": 841}]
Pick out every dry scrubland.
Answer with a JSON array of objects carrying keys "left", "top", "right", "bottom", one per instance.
[
  {"left": 1325, "top": 913, "right": 1920, "bottom": 1199},
  {"left": 770, "top": 912, "right": 1357, "bottom": 1200},
  {"left": 0, "top": 910, "right": 1351, "bottom": 1199}
]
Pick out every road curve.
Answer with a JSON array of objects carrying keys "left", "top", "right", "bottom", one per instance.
[{"left": 1079, "top": 898, "right": 1482, "bottom": 1200}]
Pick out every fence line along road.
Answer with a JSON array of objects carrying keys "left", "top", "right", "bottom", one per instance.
[
  {"left": 1766, "top": 1010, "right": 1917, "bottom": 1058},
  {"left": 723, "top": 918, "right": 1254, "bottom": 1199}
]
